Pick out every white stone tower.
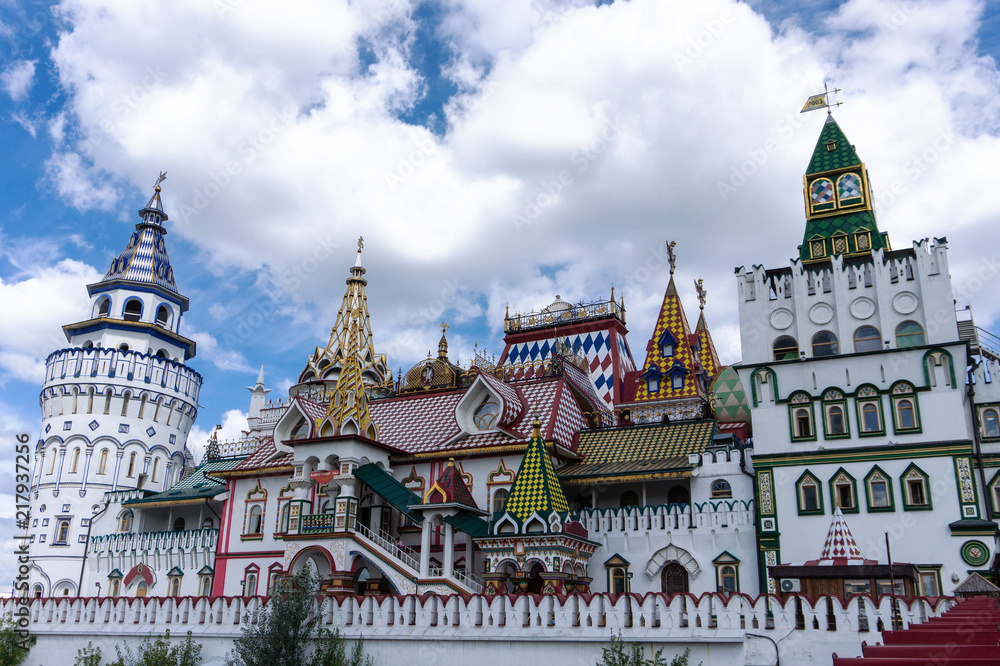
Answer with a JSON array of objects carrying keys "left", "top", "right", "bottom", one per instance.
[{"left": 27, "top": 177, "right": 202, "bottom": 597}]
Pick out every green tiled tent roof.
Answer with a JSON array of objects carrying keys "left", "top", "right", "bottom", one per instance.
[
  {"left": 806, "top": 116, "right": 861, "bottom": 174},
  {"left": 124, "top": 458, "right": 244, "bottom": 505},
  {"left": 712, "top": 366, "right": 750, "bottom": 423},
  {"left": 502, "top": 428, "right": 570, "bottom": 523},
  {"left": 558, "top": 420, "right": 716, "bottom": 482}
]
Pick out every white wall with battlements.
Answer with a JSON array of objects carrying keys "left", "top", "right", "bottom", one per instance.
[{"left": 2, "top": 592, "right": 953, "bottom": 666}]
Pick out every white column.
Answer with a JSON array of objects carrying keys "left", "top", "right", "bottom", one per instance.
[
  {"left": 443, "top": 522, "right": 454, "bottom": 578},
  {"left": 419, "top": 518, "right": 432, "bottom": 577}
]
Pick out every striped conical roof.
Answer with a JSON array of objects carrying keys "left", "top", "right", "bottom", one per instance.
[{"left": 98, "top": 185, "right": 178, "bottom": 294}]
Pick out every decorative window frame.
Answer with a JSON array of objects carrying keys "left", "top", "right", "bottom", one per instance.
[
  {"left": 750, "top": 367, "right": 779, "bottom": 407},
  {"left": 242, "top": 564, "right": 260, "bottom": 597},
  {"left": 978, "top": 404, "right": 1000, "bottom": 442},
  {"left": 864, "top": 465, "right": 895, "bottom": 513},
  {"left": 657, "top": 330, "right": 677, "bottom": 359},
  {"left": 922, "top": 349, "right": 956, "bottom": 389},
  {"left": 811, "top": 330, "right": 840, "bottom": 358},
  {"left": 852, "top": 325, "right": 882, "bottom": 353},
  {"left": 830, "top": 233, "right": 850, "bottom": 256},
  {"left": 242, "top": 483, "right": 267, "bottom": 540},
  {"left": 788, "top": 393, "right": 817, "bottom": 442},
  {"left": 853, "top": 230, "right": 872, "bottom": 252},
  {"left": 890, "top": 382, "right": 921, "bottom": 434},
  {"left": 710, "top": 479, "right": 733, "bottom": 499},
  {"left": 821, "top": 389, "right": 850, "bottom": 439},
  {"left": 713, "top": 552, "right": 741, "bottom": 595},
  {"left": 828, "top": 468, "right": 859, "bottom": 514},
  {"left": 267, "top": 563, "right": 284, "bottom": 596},
  {"left": 604, "top": 554, "right": 630, "bottom": 596},
  {"left": 855, "top": 385, "right": 885, "bottom": 436},
  {"left": 900, "top": 463, "right": 932, "bottom": 511},
  {"left": 808, "top": 178, "right": 836, "bottom": 214},
  {"left": 835, "top": 172, "right": 865, "bottom": 207},
  {"left": 274, "top": 483, "right": 294, "bottom": 534},
  {"left": 796, "top": 471, "right": 824, "bottom": 516},
  {"left": 772, "top": 336, "right": 799, "bottom": 362},
  {"left": 895, "top": 321, "right": 926, "bottom": 348},
  {"left": 987, "top": 470, "right": 1000, "bottom": 516},
  {"left": 916, "top": 566, "right": 942, "bottom": 597}
]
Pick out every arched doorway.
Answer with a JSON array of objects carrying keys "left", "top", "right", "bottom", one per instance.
[
  {"left": 661, "top": 562, "right": 688, "bottom": 596},
  {"left": 527, "top": 562, "right": 544, "bottom": 594}
]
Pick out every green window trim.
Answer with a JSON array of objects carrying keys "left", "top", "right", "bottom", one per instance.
[
  {"left": 856, "top": 396, "right": 886, "bottom": 437},
  {"left": 987, "top": 470, "right": 1000, "bottom": 515},
  {"left": 979, "top": 404, "right": 1000, "bottom": 442},
  {"left": 796, "top": 471, "right": 824, "bottom": 516},
  {"left": 828, "top": 467, "right": 860, "bottom": 514},
  {"left": 922, "top": 349, "right": 957, "bottom": 389},
  {"left": 751, "top": 367, "right": 779, "bottom": 407},
  {"left": 915, "top": 566, "right": 943, "bottom": 597},
  {"left": 822, "top": 399, "right": 851, "bottom": 439},
  {"left": 891, "top": 394, "right": 922, "bottom": 434},
  {"left": 864, "top": 465, "right": 896, "bottom": 513},
  {"left": 900, "top": 463, "right": 933, "bottom": 511},
  {"left": 789, "top": 398, "right": 817, "bottom": 442}
]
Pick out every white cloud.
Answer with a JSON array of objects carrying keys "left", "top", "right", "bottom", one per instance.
[
  {"left": 35, "top": 0, "right": 1000, "bottom": 368},
  {"left": 0, "top": 258, "right": 102, "bottom": 384},
  {"left": 188, "top": 408, "right": 249, "bottom": 465},
  {"left": 186, "top": 326, "right": 256, "bottom": 374},
  {"left": 44, "top": 152, "right": 119, "bottom": 211},
  {"left": 1, "top": 59, "right": 36, "bottom": 100},
  {"left": 10, "top": 110, "right": 38, "bottom": 137}
]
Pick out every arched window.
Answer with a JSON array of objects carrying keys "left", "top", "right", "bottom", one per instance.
[
  {"left": 173, "top": 517, "right": 185, "bottom": 532},
  {"left": 826, "top": 405, "right": 846, "bottom": 435},
  {"left": 984, "top": 409, "right": 1000, "bottom": 439},
  {"left": 671, "top": 374, "right": 684, "bottom": 390},
  {"left": 87, "top": 387, "right": 95, "bottom": 414},
  {"left": 202, "top": 517, "right": 214, "bottom": 529},
  {"left": 860, "top": 402, "right": 882, "bottom": 433},
  {"left": 55, "top": 520, "right": 70, "bottom": 544},
  {"left": 832, "top": 472, "right": 856, "bottom": 511},
  {"left": 123, "top": 299, "right": 143, "bottom": 322},
  {"left": 619, "top": 490, "right": 639, "bottom": 507},
  {"left": 82, "top": 340, "right": 94, "bottom": 349},
  {"left": 797, "top": 474, "right": 822, "bottom": 513},
  {"left": 118, "top": 343, "right": 129, "bottom": 351},
  {"left": 896, "top": 399, "right": 916, "bottom": 430},
  {"left": 136, "top": 581, "right": 147, "bottom": 598},
  {"left": 794, "top": 408, "right": 813, "bottom": 439},
  {"left": 152, "top": 458, "right": 159, "bottom": 482},
  {"left": 49, "top": 449, "right": 57, "bottom": 474},
  {"left": 720, "top": 566, "right": 737, "bottom": 594},
  {"left": 812, "top": 331, "right": 839, "bottom": 357},
  {"left": 32, "top": 584, "right": 43, "bottom": 598},
  {"left": 70, "top": 448, "right": 80, "bottom": 473},
  {"left": 710, "top": 479, "right": 732, "bottom": 498},
  {"left": 243, "top": 573, "right": 258, "bottom": 597},
  {"left": 199, "top": 577, "right": 212, "bottom": 596},
  {"left": 96, "top": 297, "right": 111, "bottom": 318},
  {"left": 155, "top": 305, "right": 171, "bottom": 327},
  {"left": 97, "top": 449, "right": 108, "bottom": 474},
  {"left": 109, "top": 579, "right": 120, "bottom": 597},
  {"left": 491, "top": 488, "right": 509, "bottom": 515},
  {"left": 119, "top": 510, "right": 134, "bottom": 533},
  {"left": 611, "top": 568, "right": 627, "bottom": 595},
  {"left": 853, "top": 326, "right": 881, "bottom": 352},
  {"left": 646, "top": 376, "right": 660, "bottom": 393},
  {"left": 895, "top": 321, "right": 925, "bottom": 348},
  {"left": 289, "top": 419, "right": 308, "bottom": 439},
  {"left": 247, "top": 505, "right": 263, "bottom": 534},
  {"left": 903, "top": 467, "right": 929, "bottom": 508},
  {"left": 104, "top": 389, "right": 113, "bottom": 415},
  {"left": 169, "top": 578, "right": 180, "bottom": 596},
  {"left": 121, "top": 391, "right": 130, "bottom": 417},
  {"left": 773, "top": 336, "right": 799, "bottom": 361},
  {"left": 127, "top": 452, "right": 137, "bottom": 477},
  {"left": 280, "top": 503, "right": 291, "bottom": 531},
  {"left": 155, "top": 349, "right": 168, "bottom": 359},
  {"left": 138, "top": 394, "right": 147, "bottom": 418}
]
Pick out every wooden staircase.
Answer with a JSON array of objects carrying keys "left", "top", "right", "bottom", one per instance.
[{"left": 833, "top": 597, "right": 1000, "bottom": 665}]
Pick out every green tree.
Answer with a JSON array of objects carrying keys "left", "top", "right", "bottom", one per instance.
[
  {"left": 596, "top": 632, "right": 698, "bottom": 666},
  {"left": 228, "top": 570, "right": 375, "bottom": 666},
  {"left": 74, "top": 642, "right": 103, "bottom": 666},
  {"left": 0, "top": 616, "right": 35, "bottom": 666},
  {"left": 109, "top": 630, "right": 202, "bottom": 666}
]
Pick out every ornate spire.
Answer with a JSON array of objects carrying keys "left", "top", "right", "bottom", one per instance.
[
  {"left": 301, "top": 239, "right": 389, "bottom": 386},
  {"left": 97, "top": 175, "right": 178, "bottom": 294},
  {"left": 800, "top": 116, "right": 886, "bottom": 263},
  {"left": 325, "top": 319, "right": 377, "bottom": 440},
  {"left": 438, "top": 322, "right": 449, "bottom": 359},
  {"left": 500, "top": 420, "right": 569, "bottom": 528}
]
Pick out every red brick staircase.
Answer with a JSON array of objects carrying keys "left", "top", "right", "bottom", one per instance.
[{"left": 833, "top": 597, "right": 1000, "bottom": 665}]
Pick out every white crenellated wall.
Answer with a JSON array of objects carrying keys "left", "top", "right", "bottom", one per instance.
[{"left": 2, "top": 592, "right": 954, "bottom": 666}]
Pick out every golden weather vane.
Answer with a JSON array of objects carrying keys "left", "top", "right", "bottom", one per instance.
[{"left": 800, "top": 82, "right": 842, "bottom": 115}]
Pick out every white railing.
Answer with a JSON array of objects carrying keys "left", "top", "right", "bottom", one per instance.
[{"left": 353, "top": 523, "right": 419, "bottom": 572}]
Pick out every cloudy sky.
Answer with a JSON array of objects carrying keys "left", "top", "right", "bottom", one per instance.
[{"left": 1, "top": 0, "right": 998, "bottom": 588}]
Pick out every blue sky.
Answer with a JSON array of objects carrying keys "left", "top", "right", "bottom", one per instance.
[{"left": 1, "top": 0, "right": 999, "bottom": 588}]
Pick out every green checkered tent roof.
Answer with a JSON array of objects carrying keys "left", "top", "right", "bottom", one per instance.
[
  {"left": 124, "top": 457, "right": 244, "bottom": 505},
  {"left": 501, "top": 427, "right": 569, "bottom": 527},
  {"left": 806, "top": 116, "right": 861, "bottom": 174},
  {"left": 712, "top": 366, "right": 749, "bottom": 423}
]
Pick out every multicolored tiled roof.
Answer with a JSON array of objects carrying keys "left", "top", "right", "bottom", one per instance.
[
  {"left": 424, "top": 460, "right": 479, "bottom": 510},
  {"left": 502, "top": 421, "right": 570, "bottom": 523},
  {"left": 695, "top": 310, "right": 721, "bottom": 384},
  {"left": 98, "top": 188, "right": 178, "bottom": 294},
  {"left": 558, "top": 419, "right": 715, "bottom": 482},
  {"left": 224, "top": 438, "right": 292, "bottom": 474},
  {"left": 124, "top": 457, "right": 244, "bottom": 504},
  {"left": 630, "top": 277, "right": 702, "bottom": 403}
]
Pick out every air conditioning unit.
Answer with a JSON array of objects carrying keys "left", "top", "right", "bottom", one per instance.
[{"left": 780, "top": 579, "right": 801, "bottom": 593}]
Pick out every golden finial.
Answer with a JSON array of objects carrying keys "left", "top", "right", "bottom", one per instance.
[
  {"left": 532, "top": 412, "right": 541, "bottom": 438},
  {"left": 610, "top": 285, "right": 615, "bottom": 302},
  {"left": 154, "top": 171, "right": 167, "bottom": 192},
  {"left": 695, "top": 278, "right": 706, "bottom": 310},
  {"left": 505, "top": 305, "right": 509, "bottom": 320},
  {"left": 667, "top": 240, "right": 677, "bottom": 276},
  {"left": 358, "top": 236, "right": 364, "bottom": 251},
  {"left": 440, "top": 322, "right": 449, "bottom": 335}
]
